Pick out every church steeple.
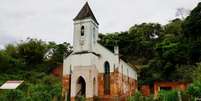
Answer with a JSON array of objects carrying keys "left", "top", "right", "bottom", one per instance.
[
  {"left": 74, "top": 2, "right": 99, "bottom": 25},
  {"left": 73, "top": 2, "right": 99, "bottom": 53}
]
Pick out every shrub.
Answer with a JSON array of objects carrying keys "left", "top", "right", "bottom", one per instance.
[
  {"left": 187, "top": 81, "right": 201, "bottom": 98},
  {"left": 127, "top": 91, "right": 156, "bottom": 101},
  {"left": 128, "top": 91, "right": 143, "bottom": 101},
  {"left": 158, "top": 90, "right": 179, "bottom": 101},
  {"left": 0, "top": 90, "right": 25, "bottom": 101},
  {"left": 75, "top": 96, "right": 85, "bottom": 101}
]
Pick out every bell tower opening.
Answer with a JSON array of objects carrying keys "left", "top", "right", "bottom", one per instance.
[{"left": 81, "top": 26, "right": 85, "bottom": 36}]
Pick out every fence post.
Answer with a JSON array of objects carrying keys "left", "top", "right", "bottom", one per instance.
[{"left": 178, "top": 91, "right": 182, "bottom": 101}]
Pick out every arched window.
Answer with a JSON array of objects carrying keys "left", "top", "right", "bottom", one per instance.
[
  {"left": 81, "top": 26, "right": 84, "bottom": 36},
  {"left": 93, "top": 78, "right": 96, "bottom": 96},
  {"left": 121, "top": 65, "right": 123, "bottom": 81},
  {"left": 104, "top": 61, "right": 110, "bottom": 95},
  {"left": 127, "top": 69, "right": 129, "bottom": 83},
  {"left": 93, "top": 28, "right": 96, "bottom": 43}
]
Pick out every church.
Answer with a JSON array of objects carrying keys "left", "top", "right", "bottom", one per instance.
[{"left": 63, "top": 2, "right": 137, "bottom": 101}]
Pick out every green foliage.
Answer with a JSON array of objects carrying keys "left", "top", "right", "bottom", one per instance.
[
  {"left": 128, "top": 90, "right": 193, "bottom": 101},
  {"left": 128, "top": 91, "right": 143, "bottom": 101},
  {"left": 187, "top": 63, "right": 201, "bottom": 97},
  {"left": 180, "top": 91, "right": 194, "bottom": 101},
  {"left": 128, "top": 91, "right": 156, "bottom": 101},
  {"left": 183, "top": 2, "right": 201, "bottom": 63},
  {"left": 164, "top": 19, "right": 183, "bottom": 36},
  {"left": 75, "top": 96, "right": 86, "bottom": 101},
  {"left": 0, "top": 75, "right": 62, "bottom": 101},
  {"left": 158, "top": 90, "right": 179, "bottom": 101},
  {"left": 187, "top": 81, "right": 201, "bottom": 97},
  {"left": 0, "top": 90, "right": 25, "bottom": 101},
  {"left": 46, "top": 42, "right": 73, "bottom": 66},
  {"left": 0, "top": 51, "right": 24, "bottom": 73},
  {"left": 17, "top": 38, "right": 48, "bottom": 66},
  {"left": 183, "top": 2, "right": 201, "bottom": 39},
  {"left": 0, "top": 38, "right": 71, "bottom": 101}
]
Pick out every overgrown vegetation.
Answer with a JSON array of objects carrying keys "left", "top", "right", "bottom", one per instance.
[
  {"left": 0, "top": 38, "right": 72, "bottom": 101},
  {"left": 128, "top": 90, "right": 193, "bottom": 101}
]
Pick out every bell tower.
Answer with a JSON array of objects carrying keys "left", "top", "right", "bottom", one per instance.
[{"left": 73, "top": 2, "right": 99, "bottom": 52}]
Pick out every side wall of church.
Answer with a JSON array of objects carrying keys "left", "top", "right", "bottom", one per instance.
[
  {"left": 95, "top": 44, "right": 137, "bottom": 80},
  {"left": 97, "top": 69, "right": 137, "bottom": 101},
  {"left": 119, "top": 59, "right": 137, "bottom": 80},
  {"left": 95, "top": 44, "right": 119, "bottom": 73}
]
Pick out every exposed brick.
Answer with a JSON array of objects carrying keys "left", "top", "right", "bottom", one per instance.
[{"left": 67, "top": 71, "right": 137, "bottom": 101}]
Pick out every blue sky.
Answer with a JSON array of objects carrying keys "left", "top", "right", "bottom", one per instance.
[{"left": 0, "top": 0, "right": 199, "bottom": 49}]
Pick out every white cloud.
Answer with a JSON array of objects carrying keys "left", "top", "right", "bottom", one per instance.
[{"left": 0, "top": 0, "right": 199, "bottom": 48}]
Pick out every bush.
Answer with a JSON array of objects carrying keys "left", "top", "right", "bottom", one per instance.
[
  {"left": 158, "top": 90, "right": 179, "bottom": 101},
  {"left": 75, "top": 96, "right": 85, "bottom": 101},
  {"left": 127, "top": 91, "right": 156, "bottom": 101},
  {"left": 187, "top": 81, "right": 201, "bottom": 97},
  {"left": 187, "top": 63, "right": 201, "bottom": 98},
  {"left": 180, "top": 91, "right": 194, "bottom": 101},
  {"left": 128, "top": 91, "right": 143, "bottom": 101},
  {"left": 0, "top": 90, "right": 25, "bottom": 101}
]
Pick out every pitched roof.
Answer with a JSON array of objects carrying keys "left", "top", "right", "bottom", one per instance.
[{"left": 73, "top": 2, "right": 99, "bottom": 25}]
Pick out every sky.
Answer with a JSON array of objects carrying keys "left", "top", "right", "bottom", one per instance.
[{"left": 0, "top": 0, "right": 200, "bottom": 49}]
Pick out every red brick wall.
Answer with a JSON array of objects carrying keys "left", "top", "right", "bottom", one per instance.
[
  {"left": 140, "top": 81, "right": 189, "bottom": 97},
  {"left": 62, "top": 75, "right": 71, "bottom": 100},
  {"left": 62, "top": 70, "right": 137, "bottom": 101},
  {"left": 140, "top": 85, "right": 150, "bottom": 96},
  {"left": 98, "top": 70, "right": 137, "bottom": 100},
  {"left": 52, "top": 64, "right": 63, "bottom": 78},
  {"left": 154, "top": 81, "right": 189, "bottom": 96}
]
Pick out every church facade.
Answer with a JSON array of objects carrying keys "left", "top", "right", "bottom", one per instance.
[{"left": 63, "top": 2, "right": 137, "bottom": 101}]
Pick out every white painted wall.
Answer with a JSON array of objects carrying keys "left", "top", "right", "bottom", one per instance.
[
  {"left": 94, "top": 43, "right": 119, "bottom": 73},
  {"left": 119, "top": 59, "right": 137, "bottom": 80},
  {"left": 63, "top": 53, "right": 99, "bottom": 75}
]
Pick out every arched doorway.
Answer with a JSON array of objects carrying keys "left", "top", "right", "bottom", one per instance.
[
  {"left": 76, "top": 76, "right": 86, "bottom": 97},
  {"left": 104, "top": 61, "right": 110, "bottom": 95}
]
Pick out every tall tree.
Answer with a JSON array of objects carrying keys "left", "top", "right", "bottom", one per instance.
[
  {"left": 183, "top": 2, "right": 201, "bottom": 40},
  {"left": 17, "top": 38, "right": 48, "bottom": 66}
]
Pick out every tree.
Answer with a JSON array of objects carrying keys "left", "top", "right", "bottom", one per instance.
[
  {"left": 47, "top": 42, "right": 72, "bottom": 65},
  {"left": 183, "top": 3, "right": 201, "bottom": 63},
  {"left": 17, "top": 38, "right": 48, "bottom": 66},
  {"left": 183, "top": 2, "right": 201, "bottom": 40}
]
